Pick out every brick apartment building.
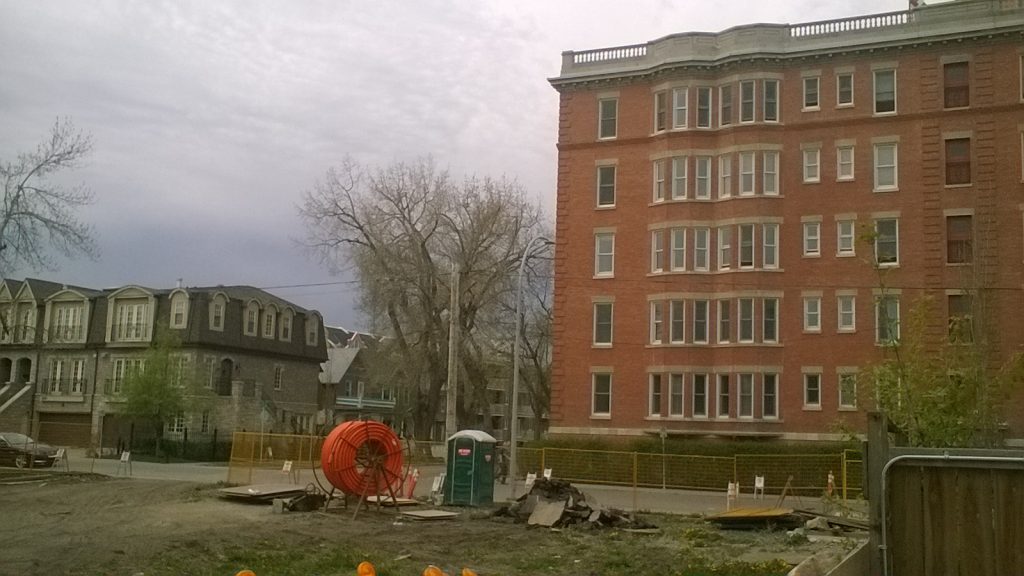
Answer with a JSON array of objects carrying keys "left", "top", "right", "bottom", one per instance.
[{"left": 548, "top": 0, "right": 1024, "bottom": 442}]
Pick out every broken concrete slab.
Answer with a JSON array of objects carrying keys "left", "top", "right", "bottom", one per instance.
[{"left": 528, "top": 499, "right": 567, "bottom": 527}]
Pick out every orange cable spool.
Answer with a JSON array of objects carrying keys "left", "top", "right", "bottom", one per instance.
[{"left": 320, "top": 420, "right": 404, "bottom": 496}]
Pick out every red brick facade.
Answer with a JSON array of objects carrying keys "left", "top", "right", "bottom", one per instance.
[{"left": 549, "top": 2, "right": 1024, "bottom": 441}]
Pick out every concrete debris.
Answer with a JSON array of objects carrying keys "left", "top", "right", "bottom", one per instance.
[{"left": 494, "top": 478, "right": 656, "bottom": 530}]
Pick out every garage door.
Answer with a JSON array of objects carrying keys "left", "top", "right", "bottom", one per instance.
[{"left": 37, "top": 413, "right": 92, "bottom": 447}]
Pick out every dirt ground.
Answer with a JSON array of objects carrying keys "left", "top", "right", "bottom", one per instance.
[{"left": 0, "top": 472, "right": 864, "bottom": 576}]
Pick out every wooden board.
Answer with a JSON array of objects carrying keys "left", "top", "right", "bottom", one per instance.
[
  {"left": 218, "top": 484, "right": 306, "bottom": 500},
  {"left": 401, "top": 510, "right": 460, "bottom": 521},
  {"left": 366, "top": 495, "right": 419, "bottom": 507}
]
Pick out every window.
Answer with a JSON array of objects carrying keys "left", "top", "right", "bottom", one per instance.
[
  {"left": 946, "top": 215, "right": 973, "bottom": 264},
  {"left": 838, "top": 295, "right": 856, "bottom": 331},
  {"left": 876, "top": 295, "right": 900, "bottom": 344},
  {"left": 719, "top": 155, "right": 732, "bottom": 198},
  {"left": 70, "top": 359, "right": 84, "bottom": 394},
  {"left": 945, "top": 138, "right": 971, "bottom": 185},
  {"left": 803, "top": 76, "right": 820, "bottom": 109},
  {"left": 839, "top": 373, "right": 857, "bottom": 409},
  {"left": 167, "top": 412, "right": 186, "bottom": 435},
  {"left": 670, "top": 299, "right": 685, "bottom": 343},
  {"left": 244, "top": 302, "right": 259, "bottom": 336},
  {"left": 670, "top": 228, "right": 686, "bottom": 270},
  {"left": 803, "top": 148, "right": 820, "bottom": 183},
  {"left": 692, "top": 374, "right": 708, "bottom": 418},
  {"left": 837, "top": 220, "right": 855, "bottom": 256},
  {"left": 594, "top": 233, "right": 615, "bottom": 276},
  {"left": 648, "top": 374, "right": 662, "bottom": 417},
  {"left": 596, "top": 165, "right": 616, "bottom": 207},
  {"left": 593, "top": 302, "right": 613, "bottom": 345},
  {"left": 280, "top": 310, "right": 293, "bottom": 341},
  {"left": 762, "top": 151, "right": 778, "bottom": 195},
  {"left": 51, "top": 304, "right": 83, "bottom": 342},
  {"left": 803, "top": 222, "right": 821, "bottom": 256},
  {"left": 739, "top": 152, "right": 755, "bottom": 195},
  {"left": 273, "top": 365, "right": 283, "bottom": 391},
  {"left": 875, "top": 218, "right": 899, "bottom": 266},
  {"left": 672, "top": 87, "right": 688, "bottom": 128},
  {"left": 697, "top": 87, "right": 712, "bottom": 128},
  {"left": 48, "top": 360, "right": 63, "bottom": 393},
  {"left": 671, "top": 156, "right": 688, "bottom": 199},
  {"left": 763, "top": 298, "right": 778, "bottom": 343},
  {"left": 738, "top": 374, "right": 754, "bottom": 418},
  {"left": 804, "top": 373, "right": 821, "bottom": 408},
  {"left": 306, "top": 315, "right": 319, "bottom": 346},
  {"left": 763, "top": 80, "right": 779, "bottom": 122},
  {"left": 171, "top": 354, "right": 189, "bottom": 387},
  {"left": 717, "top": 374, "right": 730, "bottom": 418},
  {"left": 592, "top": 373, "right": 611, "bottom": 415},
  {"left": 763, "top": 374, "right": 779, "bottom": 419},
  {"left": 804, "top": 297, "right": 821, "bottom": 332},
  {"left": 943, "top": 61, "right": 969, "bottom": 109},
  {"left": 837, "top": 73, "right": 854, "bottom": 106},
  {"left": 948, "top": 294, "right": 974, "bottom": 343},
  {"left": 695, "top": 156, "right": 711, "bottom": 199},
  {"left": 694, "top": 228, "right": 709, "bottom": 271},
  {"left": 263, "top": 308, "right": 276, "bottom": 339},
  {"left": 693, "top": 300, "right": 708, "bottom": 344},
  {"left": 719, "top": 85, "right": 733, "bottom": 127},
  {"left": 204, "top": 356, "right": 216, "bottom": 389},
  {"left": 653, "top": 91, "right": 668, "bottom": 132},
  {"left": 598, "top": 98, "right": 617, "bottom": 138},
  {"left": 739, "top": 224, "right": 754, "bottom": 269},
  {"left": 873, "top": 69, "right": 896, "bottom": 114},
  {"left": 874, "top": 143, "right": 898, "bottom": 190},
  {"left": 837, "top": 146, "right": 854, "bottom": 181},
  {"left": 652, "top": 160, "right": 666, "bottom": 202},
  {"left": 211, "top": 301, "right": 224, "bottom": 331},
  {"left": 763, "top": 224, "right": 778, "bottom": 269},
  {"left": 738, "top": 298, "right": 754, "bottom": 342},
  {"left": 114, "top": 302, "right": 149, "bottom": 342},
  {"left": 718, "top": 300, "right": 731, "bottom": 343},
  {"left": 111, "top": 358, "right": 143, "bottom": 395},
  {"left": 650, "top": 301, "right": 664, "bottom": 344},
  {"left": 650, "top": 230, "right": 664, "bottom": 272},
  {"left": 171, "top": 294, "right": 187, "bottom": 329},
  {"left": 669, "top": 373, "right": 684, "bottom": 416},
  {"left": 717, "top": 227, "right": 731, "bottom": 270},
  {"left": 740, "top": 80, "right": 755, "bottom": 122},
  {"left": 200, "top": 411, "right": 211, "bottom": 434}
]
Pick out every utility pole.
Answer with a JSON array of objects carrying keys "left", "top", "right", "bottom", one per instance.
[{"left": 444, "top": 262, "right": 460, "bottom": 441}]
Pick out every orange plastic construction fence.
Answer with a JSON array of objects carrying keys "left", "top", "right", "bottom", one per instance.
[{"left": 320, "top": 420, "right": 404, "bottom": 496}]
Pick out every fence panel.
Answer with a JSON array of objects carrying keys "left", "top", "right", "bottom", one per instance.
[
  {"left": 736, "top": 453, "right": 842, "bottom": 495},
  {"left": 227, "top": 432, "right": 322, "bottom": 485},
  {"left": 541, "top": 447, "right": 636, "bottom": 485}
]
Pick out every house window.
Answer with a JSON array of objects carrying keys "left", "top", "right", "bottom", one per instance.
[
  {"left": 672, "top": 87, "right": 688, "bottom": 128},
  {"left": 945, "top": 138, "right": 971, "bottom": 185},
  {"left": 52, "top": 304, "right": 83, "bottom": 342},
  {"left": 763, "top": 224, "right": 778, "bottom": 269},
  {"left": 171, "top": 295, "right": 187, "bottom": 329},
  {"left": 596, "top": 165, "right": 616, "bottom": 207},
  {"left": 874, "top": 218, "right": 899, "bottom": 266},
  {"left": 693, "top": 300, "right": 709, "bottom": 344},
  {"left": 718, "top": 300, "right": 731, "bottom": 344},
  {"left": 837, "top": 146, "right": 855, "bottom": 181},
  {"left": 648, "top": 374, "right": 662, "bottom": 417},
  {"left": 167, "top": 412, "right": 186, "bottom": 435},
  {"left": 696, "top": 87, "right": 712, "bottom": 128},
  {"left": 204, "top": 356, "right": 216, "bottom": 389},
  {"left": 695, "top": 156, "right": 711, "bottom": 199},
  {"left": 719, "top": 85, "right": 733, "bottom": 127},
  {"left": 671, "top": 156, "right": 688, "bottom": 199},
  {"left": 171, "top": 355, "right": 190, "bottom": 387},
  {"left": 48, "top": 360, "right": 63, "bottom": 393},
  {"left": 759, "top": 373, "right": 777, "bottom": 419},
  {"left": 874, "top": 143, "right": 898, "bottom": 190},
  {"left": 763, "top": 298, "right": 778, "bottom": 343},
  {"left": 694, "top": 228, "right": 709, "bottom": 271},
  {"left": 71, "top": 359, "right": 85, "bottom": 394},
  {"left": 876, "top": 295, "right": 901, "bottom": 344},
  {"left": 114, "top": 302, "right": 149, "bottom": 342},
  {"left": 838, "top": 295, "right": 856, "bottom": 332},
  {"left": 803, "top": 222, "right": 821, "bottom": 257},
  {"left": 717, "top": 374, "right": 730, "bottom": 418},
  {"left": 943, "top": 61, "right": 969, "bottom": 109},
  {"left": 739, "top": 224, "right": 754, "bottom": 269},
  {"left": 803, "top": 148, "right": 820, "bottom": 183},
  {"left": 763, "top": 80, "right": 779, "bottom": 122},
  {"left": 592, "top": 373, "right": 612, "bottom": 416},
  {"left": 718, "top": 227, "right": 731, "bottom": 270},
  {"left": 306, "top": 315, "right": 319, "bottom": 346},
  {"left": 652, "top": 160, "right": 666, "bottom": 202},
  {"left": 739, "top": 152, "right": 755, "bottom": 196},
  {"left": 650, "top": 230, "right": 664, "bottom": 272},
  {"left": 946, "top": 215, "right": 973, "bottom": 264},
  {"left": 273, "top": 365, "right": 283, "bottom": 391},
  {"left": 244, "top": 303, "right": 259, "bottom": 336},
  {"left": 280, "top": 311, "right": 292, "bottom": 341},
  {"left": 804, "top": 297, "right": 821, "bottom": 332},
  {"left": 650, "top": 301, "right": 664, "bottom": 344},
  {"left": 740, "top": 80, "right": 755, "bottom": 122},
  {"left": 692, "top": 374, "right": 708, "bottom": 418},
  {"left": 837, "top": 73, "right": 854, "bottom": 106},
  {"left": 670, "top": 228, "right": 686, "bottom": 270},
  {"left": 837, "top": 220, "right": 856, "bottom": 256},
  {"left": 804, "top": 373, "right": 821, "bottom": 408},
  {"left": 719, "top": 155, "right": 732, "bottom": 198},
  {"left": 211, "top": 302, "right": 224, "bottom": 330},
  {"left": 263, "top": 309, "right": 276, "bottom": 338},
  {"left": 669, "top": 373, "right": 684, "bottom": 416},
  {"left": 839, "top": 373, "right": 857, "bottom": 409},
  {"left": 594, "top": 233, "right": 615, "bottom": 276},
  {"left": 653, "top": 91, "right": 668, "bottom": 132},
  {"left": 948, "top": 294, "right": 974, "bottom": 343},
  {"left": 738, "top": 298, "right": 754, "bottom": 343},
  {"left": 873, "top": 69, "right": 896, "bottom": 114},
  {"left": 593, "top": 302, "right": 613, "bottom": 345},
  {"left": 738, "top": 374, "right": 754, "bottom": 418},
  {"left": 670, "top": 299, "right": 685, "bottom": 343},
  {"left": 803, "top": 76, "right": 820, "bottom": 110},
  {"left": 200, "top": 410, "right": 211, "bottom": 434},
  {"left": 762, "top": 151, "right": 778, "bottom": 195},
  {"left": 598, "top": 98, "right": 617, "bottom": 139},
  {"left": 111, "top": 358, "right": 144, "bottom": 395}
]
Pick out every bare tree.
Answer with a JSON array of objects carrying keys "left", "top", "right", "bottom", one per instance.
[
  {"left": 299, "top": 157, "right": 545, "bottom": 439},
  {"left": 0, "top": 118, "right": 98, "bottom": 273}
]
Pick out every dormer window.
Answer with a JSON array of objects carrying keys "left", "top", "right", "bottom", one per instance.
[
  {"left": 170, "top": 291, "right": 189, "bottom": 329},
  {"left": 209, "top": 293, "right": 227, "bottom": 331},
  {"left": 306, "top": 314, "right": 319, "bottom": 346},
  {"left": 263, "top": 306, "right": 277, "bottom": 339},
  {"left": 244, "top": 302, "right": 260, "bottom": 336},
  {"left": 280, "top": 309, "right": 293, "bottom": 342}
]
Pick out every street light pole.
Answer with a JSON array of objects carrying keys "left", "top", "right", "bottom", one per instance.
[
  {"left": 445, "top": 262, "right": 460, "bottom": 442},
  {"left": 510, "top": 234, "right": 551, "bottom": 499}
]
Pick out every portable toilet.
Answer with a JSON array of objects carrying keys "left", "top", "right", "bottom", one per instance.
[{"left": 443, "top": 430, "right": 496, "bottom": 506}]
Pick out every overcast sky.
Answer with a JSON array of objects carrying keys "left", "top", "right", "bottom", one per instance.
[{"left": 0, "top": 0, "right": 906, "bottom": 330}]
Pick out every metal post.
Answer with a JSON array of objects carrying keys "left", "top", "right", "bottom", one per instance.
[
  {"left": 660, "top": 427, "right": 667, "bottom": 490},
  {"left": 444, "top": 262, "right": 460, "bottom": 442}
]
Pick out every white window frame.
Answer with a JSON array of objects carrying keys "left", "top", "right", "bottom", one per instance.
[
  {"left": 669, "top": 299, "right": 685, "bottom": 343},
  {"left": 694, "top": 228, "right": 709, "bottom": 271},
  {"left": 652, "top": 160, "right": 666, "bottom": 202},
  {"left": 273, "top": 365, "right": 283, "bottom": 391},
  {"left": 693, "top": 300, "right": 708, "bottom": 344},
  {"left": 719, "top": 85, "right": 733, "bottom": 127},
  {"left": 596, "top": 165, "right": 616, "bottom": 207},
  {"left": 839, "top": 372, "right": 858, "bottom": 410},
  {"left": 594, "top": 232, "right": 615, "bottom": 277},
  {"left": 874, "top": 218, "right": 899, "bottom": 267},
  {"left": 803, "top": 222, "right": 821, "bottom": 257},
  {"left": 837, "top": 220, "right": 856, "bottom": 256},
  {"left": 803, "top": 148, "right": 820, "bottom": 183},
  {"left": 837, "top": 72, "right": 854, "bottom": 107},
  {"left": 873, "top": 143, "right": 898, "bottom": 191},
  {"left": 803, "top": 76, "right": 820, "bottom": 110},
  {"left": 876, "top": 295, "right": 901, "bottom": 344},
  {"left": 762, "top": 151, "right": 778, "bottom": 196},
  {"left": 837, "top": 146, "right": 855, "bottom": 181},
  {"left": 762, "top": 223, "right": 778, "bottom": 269},
  {"left": 739, "top": 151, "right": 755, "bottom": 196},
  {"left": 692, "top": 373, "right": 709, "bottom": 418},
  {"left": 598, "top": 97, "right": 618, "bottom": 139},
  {"left": 592, "top": 373, "right": 612, "bottom": 416},
  {"left": 671, "top": 156, "right": 688, "bottom": 199},
  {"left": 672, "top": 87, "right": 688, "bottom": 129},
  {"left": 763, "top": 79, "right": 779, "bottom": 123},
  {"left": 718, "top": 155, "right": 732, "bottom": 199},
  {"left": 763, "top": 298, "right": 778, "bottom": 343},
  {"left": 650, "top": 230, "right": 664, "bottom": 273},
  {"left": 717, "top": 300, "right": 731, "bottom": 344},
  {"left": 717, "top": 374, "right": 730, "bottom": 419},
  {"left": 593, "top": 302, "right": 613, "bottom": 346},
  {"left": 873, "top": 69, "right": 897, "bottom": 115},
  {"left": 695, "top": 156, "right": 711, "bottom": 199},
  {"left": 653, "top": 90, "right": 668, "bottom": 133},
  {"left": 738, "top": 373, "right": 754, "bottom": 418},
  {"left": 838, "top": 295, "right": 856, "bottom": 332},
  {"left": 762, "top": 373, "right": 779, "bottom": 419},
  {"left": 803, "top": 373, "right": 822, "bottom": 409},
  {"left": 696, "top": 87, "right": 712, "bottom": 128},
  {"left": 804, "top": 297, "right": 821, "bottom": 332},
  {"left": 738, "top": 298, "right": 754, "bottom": 343},
  {"left": 650, "top": 301, "right": 664, "bottom": 344},
  {"left": 739, "top": 224, "right": 755, "bottom": 269},
  {"left": 717, "top": 227, "right": 731, "bottom": 270},
  {"left": 669, "top": 373, "right": 684, "bottom": 417},
  {"left": 740, "top": 80, "right": 755, "bottom": 123},
  {"left": 670, "top": 228, "right": 686, "bottom": 271},
  {"left": 648, "top": 374, "right": 662, "bottom": 417}
]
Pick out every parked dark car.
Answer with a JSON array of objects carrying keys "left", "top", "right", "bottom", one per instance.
[{"left": 0, "top": 432, "right": 58, "bottom": 468}]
